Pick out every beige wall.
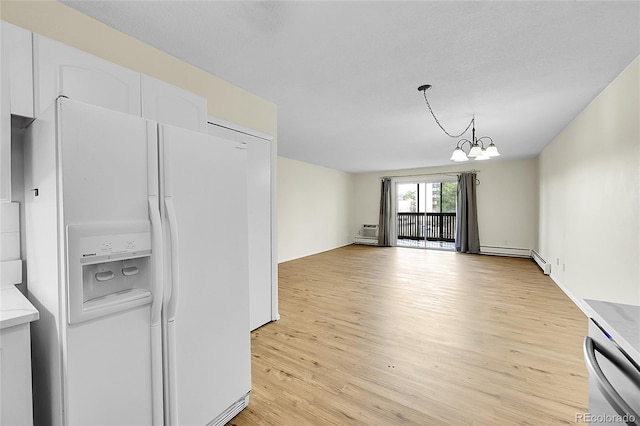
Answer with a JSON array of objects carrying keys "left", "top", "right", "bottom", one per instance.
[
  {"left": 0, "top": 0, "right": 276, "bottom": 136},
  {"left": 353, "top": 158, "right": 539, "bottom": 254},
  {"left": 538, "top": 57, "right": 639, "bottom": 305},
  {"left": 277, "top": 156, "right": 355, "bottom": 263}
]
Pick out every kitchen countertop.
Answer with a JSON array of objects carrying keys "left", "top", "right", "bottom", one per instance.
[
  {"left": 583, "top": 298, "right": 640, "bottom": 366},
  {"left": 0, "top": 286, "right": 39, "bottom": 330}
]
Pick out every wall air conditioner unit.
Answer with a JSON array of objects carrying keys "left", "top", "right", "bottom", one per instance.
[
  {"left": 362, "top": 224, "right": 379, "bottom": 238},
  {"left": 531, "top": 249, "right": 551, "bottom": 275},
  {"left": 354, "top": 224, "right": 379, "bottom": 245}
]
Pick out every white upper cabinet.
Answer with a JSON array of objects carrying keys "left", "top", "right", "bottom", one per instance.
[
  {"left": 141, "top": 75, "right": 207, "bottom": 132},
  {"left": 33, "top": 35, "right": 141, "bottom": 117},
  {"left": 2, "top": 21, "right": 34, "bottom": 118},
  {"left": 1, "top": 22, "right": 11, "bottom": 202}
]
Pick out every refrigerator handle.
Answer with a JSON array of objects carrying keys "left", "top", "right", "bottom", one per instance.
[
  {"left": 148, "top": 195, "right": 164, "bottom": 426},
  {"left": 164, "top": 197, "right": 180, "bottom": 322},
  {"left": 148, "top": 196, "right": 163, "bottom": 326},
  {"left": 583, "top": 336, "right": 640, "bottom": 425}
]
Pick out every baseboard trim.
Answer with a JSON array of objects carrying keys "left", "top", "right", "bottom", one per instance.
[
  {"left": 548, "top": 273, "right": 588, "bottom": 313},
  {"left": 278, "top": 242, "right": 353, "bottom": 264}
]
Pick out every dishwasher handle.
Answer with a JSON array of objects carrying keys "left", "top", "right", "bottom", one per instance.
[{"left": 583, "top": 336, "right": 640, "bottom": 426}]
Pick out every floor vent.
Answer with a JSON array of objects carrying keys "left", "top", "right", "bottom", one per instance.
[{"left": 531, "top": 250, "right": 551, "bottom": 275}]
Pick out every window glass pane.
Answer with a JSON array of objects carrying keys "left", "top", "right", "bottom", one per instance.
[
  {"left": 441, "top": 182, "right": 457, "bottom": 213},
  {"left": 430, "top": 183, "right": 441, "bottom": 213},
  {"left": 397, "top": 183, "right": 417, "bottom": 212}
]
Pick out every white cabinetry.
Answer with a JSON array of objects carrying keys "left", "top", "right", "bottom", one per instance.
[
  {"left": 0, "top": 287, "right": 39, "bottom": 426},
  {"left": 2, "top": 21, "right": 33, "bottom": 118},
  {"left": 141, "top": 74, "right": 207, "bottom": 132},
  {"left": 33, "top": 35, "right": 141, "bottom": 117},
  {"left": 2, "top": 20, "right": 34, "bottom": 202},
  {"left": 1, "top": 22, "right": 10, "bottom": 202},
  {"left": 207, "top": 121, "right": 278, "bottom": 331},
  {"left": 0, "top": 322, "right": 35, "bottom": 425}
]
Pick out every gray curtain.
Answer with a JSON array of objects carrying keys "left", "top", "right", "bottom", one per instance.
[
  {"left": 378, "top": 178, "right": 392, "bottom": 246},
  {"left": 455, "top": 172, "right": 480, "bottom": 253}
]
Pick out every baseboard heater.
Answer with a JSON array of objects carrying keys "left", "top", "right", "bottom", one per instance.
[
  {"left": 531, "top": 249, "right": 551, "bottom": 275},
  {"left": 480, "top": 245, "right": 530, "bottom": 258}
]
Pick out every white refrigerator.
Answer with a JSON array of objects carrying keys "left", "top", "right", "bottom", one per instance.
[{"left": 24, "top": 98, "right": 250, "bottom": 425}]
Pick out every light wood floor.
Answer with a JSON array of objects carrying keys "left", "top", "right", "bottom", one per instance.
[{"left": 229, "top": 245, "right": 588, "bottom": 425}]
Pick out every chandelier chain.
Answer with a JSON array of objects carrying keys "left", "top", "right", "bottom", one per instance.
[{"left": 422, "top": 90, "right": 474, "bottom": 138}]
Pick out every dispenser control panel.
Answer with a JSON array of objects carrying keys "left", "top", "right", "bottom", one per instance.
[
  {"left": 66, "top": 221, "right": 153, "bottom": 325},
  {"left": 78, "top": 231, "right": 151, "bottom": 263}
]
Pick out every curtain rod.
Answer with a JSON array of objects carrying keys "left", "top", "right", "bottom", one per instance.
[{"left": 380, "top": 169, "right": 480, "bottom": 180}]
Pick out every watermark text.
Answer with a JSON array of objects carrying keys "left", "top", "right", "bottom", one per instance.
[{"left": 576, "top": 412, "right": 636, "bottom": 423}]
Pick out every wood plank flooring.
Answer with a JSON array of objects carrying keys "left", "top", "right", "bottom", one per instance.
[{"left": 229, "top": 245, "right": 588, "bottom": 425}]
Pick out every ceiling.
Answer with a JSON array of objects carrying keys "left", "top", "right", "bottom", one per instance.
[{"left": 60, "top": 1, "right": 640, "bottom": 173}]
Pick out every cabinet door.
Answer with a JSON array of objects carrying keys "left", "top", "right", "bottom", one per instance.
[
  {"left": 1, "top": 22, "right": 11, "bottom": 201},
  {"left": 0, "top": 324, "right": 34, "bottom": 426},
  {"left": 33, "top": 35, "right": 140, "bottom": 117},
  {"left": 141, "top": 75, "right": 207, "bottom": 132},
  {"left": 2, "top": 22, "right": 33, "bottom": 118}
]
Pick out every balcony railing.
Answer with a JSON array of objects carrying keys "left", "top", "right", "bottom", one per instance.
[{"left": 397, "top": 212, "right": 456, "bottom": 242}]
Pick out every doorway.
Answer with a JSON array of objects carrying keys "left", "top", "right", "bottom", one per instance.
[{"left": 395, "top": 181, "right": 456, "bottom": 250}]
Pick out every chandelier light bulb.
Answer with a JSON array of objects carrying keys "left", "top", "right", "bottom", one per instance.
[
  {"left": 451, "top": 147, "right": 469, "bottom": 162},
  {"left": 485, "top": 143, "right": 500, "bottom": 157},
  {"left": 467, "top": 144, "right": 483, "bottom": 158}
]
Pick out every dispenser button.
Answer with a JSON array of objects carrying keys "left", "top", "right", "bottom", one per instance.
[
  {"left": 122, "top": 266, "right": 139, "bottom": 276},
  {"left": 95, "top": 271, "right": 115, "bottom": 282}
]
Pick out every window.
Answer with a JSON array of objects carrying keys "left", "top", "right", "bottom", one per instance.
[{"left": 396, "top": 180, "right": 457, "bottom": 247}]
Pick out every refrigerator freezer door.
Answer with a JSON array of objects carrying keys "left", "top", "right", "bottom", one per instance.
[
  {"left": 57, "top": 99, "right": 158, "bottom": 424},
  {"left": 66, "top": 306, "right": 153, "bottom": 426},
  {"left": 160, "top": 124, "right": 251, "bottom": 425},
  {"left": 58, "top": 98, "right": 150, "bottom": 224}
]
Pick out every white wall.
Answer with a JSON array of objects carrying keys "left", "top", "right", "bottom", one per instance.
[
  {"left": 538, "top": 57, "right": 639, "bottom": 305},
  {"left": 353, "top": 158, "right": 539, "bottom": 254},
  {"left": 277, "top": 156, "right": 355, "bottom": 263}
]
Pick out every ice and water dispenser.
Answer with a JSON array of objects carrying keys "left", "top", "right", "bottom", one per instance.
[{"left": 66, "top": 222, "right": 153, "bottom": 324}]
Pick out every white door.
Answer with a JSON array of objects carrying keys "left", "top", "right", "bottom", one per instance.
[
  {"left": 58, "top": 99, "right": 154, "bottom": 425},
  {"left": 207, "top": 123, "right": 274, "bottom": 330},
  {"left": 245, "top": 137, "right": 272, "bottom": 329},
  {"left": 0, "top": 21, "right": 11, "bottom": 201},
  {"left": 2, "top": 21, "right": 34, "bottom": 118},
  {"left": 160, "top": 124, "right": 250, "bottom": 425}
]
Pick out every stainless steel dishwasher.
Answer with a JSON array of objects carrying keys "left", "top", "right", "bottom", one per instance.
[{"left": 584, "top": 318, "right": 640, "bottom": 425}]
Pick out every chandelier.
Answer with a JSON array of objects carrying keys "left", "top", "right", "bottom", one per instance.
[{"left": 418, "top": 84, "right": 500, "bottom": 162}]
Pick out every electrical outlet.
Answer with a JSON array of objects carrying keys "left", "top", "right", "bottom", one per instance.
[
  {"left": 557, "top": 258, "right": 560, "bottom": 266},
  {"left": 563, "top": 263, "right": 566, "bottom": 272}
]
